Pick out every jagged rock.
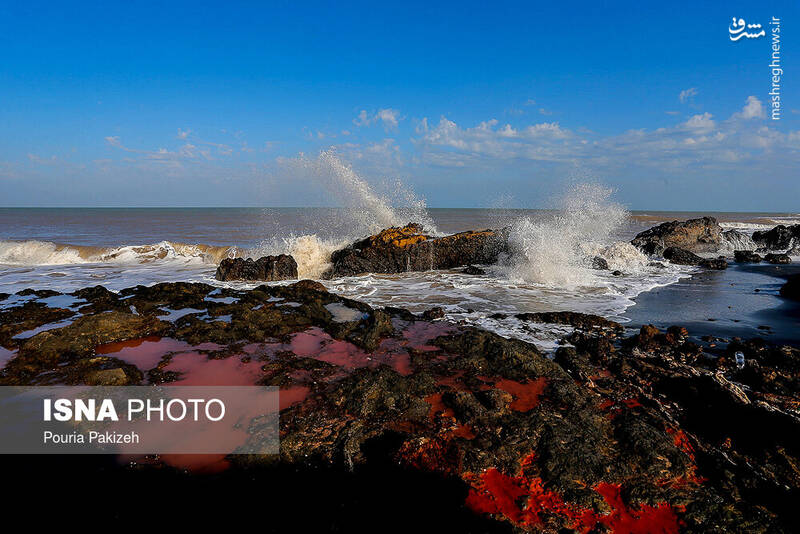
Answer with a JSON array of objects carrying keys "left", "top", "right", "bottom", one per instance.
[
  {"left": 752, "top": 224, "right": 800, "bottom": 250},
  {"left": 780, "top": 275, "right": 800, "bottom": 300},
  {"left": 631, "top": 217, "right": 722, "bottom": 255},
  {"left": 734, "top": 250, "right": 762, "bottom": 263},
  {"left": 765, "top": 253, "right": 791, "bottom": 265},
  {"left": 323, "top": 223, "right": 509, "bottom": 278},
  {"left": 215, "top": 255, "right": 298, "bottom": 281}
]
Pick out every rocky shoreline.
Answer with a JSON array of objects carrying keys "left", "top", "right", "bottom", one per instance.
[
  {"left": 1, "top": 278, "right": 798, "bottom": 532},
  {"left": 213, "top": 217, "right": 799, "bottom": 283}
]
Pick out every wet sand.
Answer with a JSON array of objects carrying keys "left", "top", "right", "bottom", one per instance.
[{"left": 624, "top": 263, "right": 800, "bottom": 345}]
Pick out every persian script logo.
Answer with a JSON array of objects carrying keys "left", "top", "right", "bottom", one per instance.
[{"left": 729, "top": 17, "right": 765, "bottom": 41}]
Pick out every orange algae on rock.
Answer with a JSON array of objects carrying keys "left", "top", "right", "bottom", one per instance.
[{"left": 371, "top": 224, "right": 431, "bottom": 248}]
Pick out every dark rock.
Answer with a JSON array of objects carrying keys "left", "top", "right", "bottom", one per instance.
[
  {"left": 215, "top": 255, "right": 298, "bottom": 282},
  {"left": 699, "top": 257, "right": 728, "bottom": 270},
  {"left": 612, "top": 270, "right": 623, "bottom": 276},
  {"left": 461, "top": 265, "right": 486, "bottom": 275},
  {"left": 663, "top": 247, "right": 703, "bottom": 265},
  {"left": 734, "top": 250, "right": 762, "bottom": 263},
  {"left": 324, "top": 223, "right": 509, "bottom": 278},
  {"left": 421, "top": 307, "right": 445, "bottom": 320},
  {"left": 765, "top": 253, "right": 791, "bottom": 265},
  {"left": 515, "top": 311, "right": 623, "bottom": 332},
  {"left": 591, "top": 256, "right": 609, "bottom": 270},
  {"left": 780, "top": 274, "right": 800, "bottom": 300},
  {"left": 662, "top": 247, "right": 726, "bottom": 269},
  {"left": 631, "top": 217, "right": 722, "bottom": 255},
  {"left": 752, "top": 224, "right": 800, "bottom": 250}
]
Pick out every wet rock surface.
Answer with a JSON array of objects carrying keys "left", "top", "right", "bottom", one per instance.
[
  {"left": 765, "top": 253, "right": 791, "bottom": 265},
  {"left": 631, "top": 217, "right": 722, "bottom": 255},
  {"left": 0, "top": 281, "right": 798, "bottom": 532},
  {"left": 323, "top": 223, "right": 509, "bottom": 278},
  {"left": 663, "top": 247, "right": 727, "bottom": 270},
  {"left": 734, "top": 250, "right": 762, "bottom": 263},
  {"left": 215, "top": 254, "right": 298, "bottom": 281},
  {"left": 752, "top": 224, "right": 800, "bottom": 251}
]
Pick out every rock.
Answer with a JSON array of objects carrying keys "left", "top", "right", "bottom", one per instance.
[
  {"left": 461, "top": 265, "right": 486, "bottom": 275},
  {"left": 663, "top": 247, "right": 703, "bottom": 265},
  {"left": 752, "top": 224, "right": 800, "bottom": 250},
  {"left": 734, "top": 250, "right": 762, "bottom": 263},
  {"left": 514, "top": 311, "right": 623, "bottom": 332},
  {"left": 324, "top": 223, "right": 509, "bottom": 278},
  {"left": 662, "top": 247, "right": 726, "bottom": 269},
  {"left": 591, "top": 256, "right": 609, "bottom": 270},
  {"left": 631, "top": 217, "right": 722, "bottom": 255},
  {"left": 780, "top": 275, "right": 800, "bottom": 300},
  {"left": 421, "top": 307, "right": 445, "bottom": 320},
  {"left": 765, "top": 253, "right": 791, "bottom": 265},
  {"left": 787, "top": 245, "right": 800, "bottom": 256},
  {"left": 700, "top": 257, "right": 728, "bottom": 270},
  {"left": 215, "top": 255, "right": 298, "bottom": 282},
  {"left": 85, "top": 367, "right": 130, "bottom": 385}
]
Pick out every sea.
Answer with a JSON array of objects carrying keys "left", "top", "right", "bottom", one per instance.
[{"left": 2, "top": 200, "right": 798, "bottom": 350}]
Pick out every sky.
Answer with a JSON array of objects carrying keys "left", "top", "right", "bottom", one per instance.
[{"left": 0, "top": 0, "right": 798, "bottom": 210}]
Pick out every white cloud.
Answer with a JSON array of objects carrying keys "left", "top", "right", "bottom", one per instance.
[
  {"left": 353, "top": 108, "right": 402, "bottom": 131},
  {"left": 732, "top": 95, "right": 765, "bottom": 120},
  {"left": 679, "top": 87, "right": 698, "bottom": 104},
  {"left": 682, "top": 112, "right": 715, "bottom": 131}
]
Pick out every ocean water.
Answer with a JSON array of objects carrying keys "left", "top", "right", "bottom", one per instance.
[{"left": 2, "top": 204, "right": 798, "bottom": 348}]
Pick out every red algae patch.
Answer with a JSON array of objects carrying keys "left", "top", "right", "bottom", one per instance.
[
  {"left": 96, "top": 336, "right": 194, "bottom": 370},
  {"left": 465, "top": 467, "right": 683, "bottom": 533},
  {"left": 165, "top": 353, "right": 264, "bottom": 385},
  {"left": 425, "top": 392, "right": 456, "bottom": 420},
  {"left": 493, "top": 378, "right": 548, "bottom": 411},
  {"left": 401, "top": 321, "right": 456, "bottom": 351},
  {"left": 290, "top": 327, "right": 413, "bottom": 375},
  {"left": 280, "top": 385, "right": 311, "bottom": 410}
]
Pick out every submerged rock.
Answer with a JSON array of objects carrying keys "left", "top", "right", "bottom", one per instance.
[
  {"left": 323, "top": 223, "right": 509, "bottom": 278},
  {"left": 215, "top": 255, "right": 298, "bottom": 281},
  {"left": 752, "top": 224, "right": 800, "bottom": 250},
  {"left": 765, "top": 253, "right": 791, "bottom": 265},
  {"left": 631, "top": 216, "right": 722, "bottom": 255},
  {"left": 734, "top": 250, "right": 762, "bottom": 263}
]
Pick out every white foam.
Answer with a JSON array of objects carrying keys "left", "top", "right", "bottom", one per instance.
[{"left": 500, "top": 183, "right": 630, "bottom": 288}]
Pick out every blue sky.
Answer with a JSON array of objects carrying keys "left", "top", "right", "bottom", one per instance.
[{"left": 1, "top": 0, "right": 798, "bottom": 210}]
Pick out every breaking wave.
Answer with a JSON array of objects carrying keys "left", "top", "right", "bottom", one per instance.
[
  {"left": 501, "top": 183, "right": 646, "bottom": 288},
  {"left": 0, "top": 240, "right": 236, "bottom": 266},
  {"left": 252, "top": 150, "right": 436, "bottom": 277}
]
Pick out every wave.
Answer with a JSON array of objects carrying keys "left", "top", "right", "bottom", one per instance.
[
  {"left": 500, "top": 183, "right": 645, "bottom": 288},
  {"left": 0, "top": 240, "right": 237, "bottom": 266}
]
